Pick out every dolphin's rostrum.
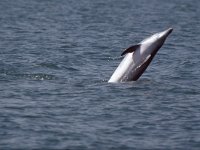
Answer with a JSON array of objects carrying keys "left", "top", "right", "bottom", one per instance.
[{"left": 108, "top": 28, "right": 173, "bottom": 83}]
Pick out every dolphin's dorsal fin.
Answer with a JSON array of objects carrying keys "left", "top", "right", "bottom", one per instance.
[{"left": 121, "top": 44, "right": 140, "bottom": 56}]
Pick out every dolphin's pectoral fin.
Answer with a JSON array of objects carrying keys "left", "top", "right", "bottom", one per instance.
[
  {"left": 137, "top": 55, "right": 151, "bottom": 69},
  {"left": 121, "top": 44, "right": 140, "bottom": 56},
  {"left": 132, "top": 54, "right": 154, "bottom": 80}
]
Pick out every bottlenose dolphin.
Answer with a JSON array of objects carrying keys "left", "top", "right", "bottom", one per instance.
[{"left": 108, "top": 28, "right": 173, "bottom": 83}]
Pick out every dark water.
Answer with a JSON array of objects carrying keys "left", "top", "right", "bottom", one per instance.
[{"left": 0, "top": 0, "right": 200, "bottom": 149}]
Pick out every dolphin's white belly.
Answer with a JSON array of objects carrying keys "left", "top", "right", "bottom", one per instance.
[{"left": 108, "top": 51, "right": 142, "bottom": 82}]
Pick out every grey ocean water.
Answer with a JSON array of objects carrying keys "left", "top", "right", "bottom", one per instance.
[{"left": 0, "top": 0, "right": 200, "bottom": 149}]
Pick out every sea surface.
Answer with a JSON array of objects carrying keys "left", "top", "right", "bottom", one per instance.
[{"left": 0, "top": 0, "right": 200, "bottom": 149}]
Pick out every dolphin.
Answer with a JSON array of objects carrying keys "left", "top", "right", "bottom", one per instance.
[{"left": 108, "top": 28, "right": 173, "bottom": 83}]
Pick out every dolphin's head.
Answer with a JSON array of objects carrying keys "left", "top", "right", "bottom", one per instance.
[
  {"left": 140, "top": 28, "right": 173, "bottom": 56},
  {"left": 141, "top": 28, "right": 173, "bottom": 45},
  {"left": 149, "top": 28, "right": 173, "bottom": 50},
  {"left": 153, "top": 28, "right": 173, "bottom": 50}
]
